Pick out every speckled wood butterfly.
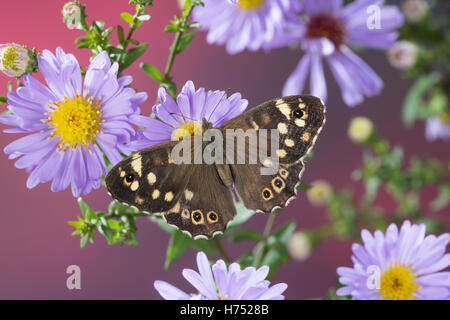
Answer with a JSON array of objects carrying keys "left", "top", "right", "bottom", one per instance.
[{"left": 106, "top": 95, "right": 326, "bottom": 239}]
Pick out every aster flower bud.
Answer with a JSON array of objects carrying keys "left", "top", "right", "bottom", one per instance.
[
  {"left": 307, "top": 180, "right": 333, "bottom": 207},
  {"left": 287, "top": 231, "right": 312, "bottom": 261},
  {"left": 0, "top": 44, "right": 35, "bottom": 78},
  {"left": 348, "top": 117, "right": 374, "bottom": 143},
  {"left": 387, "top": 41, "right": 419, "bottom": 70},
  {"left": 401, "top": 0, "right": 429, "bottom": 23},
  {"left": 62, "top": 1, "right": 83, "bottom": 30}
]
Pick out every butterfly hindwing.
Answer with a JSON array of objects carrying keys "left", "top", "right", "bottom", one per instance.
[
  {"left": 163, "top": 163, "right": 236, "bottom": 239},
  {"left": 221, "top": 95, "right": 326, "bottom": 213}
]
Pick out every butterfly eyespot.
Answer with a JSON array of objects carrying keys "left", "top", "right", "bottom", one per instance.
[
  {"left": 192, "top": 210, "right": 204, "bottom": 225},
  {"left": 262, "top": 188, "right": 274, "bottom": 200},
  {"left": 293, "top": 109, "right": 304, "bottom": 118},
  {"left": 125, "top": 174, "right": 135, "bottom": 183},
  {"left": 274, "top": 179, "right": 283, "bottom": 188},
  {"left": 207, "top": 211, "right": 219, "bottom": 223}
]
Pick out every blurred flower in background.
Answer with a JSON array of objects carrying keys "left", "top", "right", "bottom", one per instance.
[
  {"left": 154, "top": 251, "right": 288, "bottom": 300},
  {"left": 0, "top": 44, "right": 36, "bottom": 78},
  {"left": 425, "top": 116, "right": 450, "bottom": 142},
  {"left": 283, "top": 0, "right": 404, "bottom": 107},
  {"left": 287, "top": 231, "right": 312, "bottom": 261},
  {"left": 193, "top": 0, "right": 303, "bottom": 55},
  {"left": 337, "top": 220, "right": 450, "bottom": 300},
  {"left": 129, "top": 80, "right": 248, "bottom": 150},
  {"left": 306, "top": 180, "right": 333, "bottom": 207},
  {"left": 401, "top": 0, "right": 429, "bottom": 23},
  {"left": 0, "top": 48, "right": 147, "bottom": 197},
  {"left": 387, "top": 40, "right": 419, "bottom": 70},
  {"left": 348, "top": 116, "right": 375, "bottom": 143}
]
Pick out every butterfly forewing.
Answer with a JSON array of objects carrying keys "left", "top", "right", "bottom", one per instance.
[{"left": 220, "top": 95, "right": 326, "bottom": 213}]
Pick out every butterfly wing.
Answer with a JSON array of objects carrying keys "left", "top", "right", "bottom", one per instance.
[
  {"left": 105, "top": 141, "right": 192, "bottom": 215},
  {"left": 106, "top": 141, "right": 236, "bottom": 239},
  {"left": 221, "top": 95, "right": 326, "bottom": 213},
  {"left": 163, "top": 163, "right": 236, "bottom": 239}
]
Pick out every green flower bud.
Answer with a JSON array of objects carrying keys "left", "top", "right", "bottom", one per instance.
[
  {"left": 348, "top": 116, "right": 374, "bottom": 143},
  {"left": 307, "top": 180, "right": 333, "bottom": 207},
  {"left": 0, "top": 44, "right": 34, "bottom": 78}
]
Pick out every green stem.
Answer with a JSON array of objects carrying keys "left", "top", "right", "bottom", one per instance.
[
  {"left": 253, "top": 210, "right": 278, "bottom": 267},
  {"left": 213, "top": 237, "right": 231, "bottom": 263},
  {"left": 163, "top": 4, "right": 195, "bottom": 80}
]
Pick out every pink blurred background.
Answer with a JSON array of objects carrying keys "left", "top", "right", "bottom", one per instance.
[{"left": 0, "top": 0, "right": 447, "bottom": 299}]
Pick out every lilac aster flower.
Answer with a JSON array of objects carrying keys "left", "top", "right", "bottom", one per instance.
[
  {"left": 154, "top": 252, "right": 288, "bottom": 300},
  {"left": 129, "top": 80, "right": 248, "bottom": 150},
  {"left": 0, "top": 48, "right": 147, "bottom": 197},
  {"left": 337, "top": 221, "right": 450, "bottom": 300},
  {"left": 425, "top": 117, "right": 450, "bottom": 142},
  {"left": 193, "top": 0, "right": 303, "bottom": 55},
  {"left": 283, "top": 0, "right": 404, "bottom": 107}
]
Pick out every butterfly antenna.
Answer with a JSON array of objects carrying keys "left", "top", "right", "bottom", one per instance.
[{"left": 206, "top": 89, "right": 230, "bottom": 123}]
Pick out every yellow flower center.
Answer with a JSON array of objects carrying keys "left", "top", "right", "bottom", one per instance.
[
  {"left": 380, "top": 264, "right": 419, "bottom": 300},
  {"left": 238, "top": 0, "right": 265, "bottom": 9},
  {"left": 44, "top": 94, "right": 103, "bottom": 152},
  {"left": 171, "top": 121, "right": 202, "bottom": 141},
  {"left": 2, "top": 46, "right": 22, "bottom": 72}
]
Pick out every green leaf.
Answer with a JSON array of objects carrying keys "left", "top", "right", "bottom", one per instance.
[
  {"left": 431, "top": 183, "right": 450, "bottom": 211},
  {"left": 117, "top": 25, "right": 125, "bottom": 45},
  {"left": 273, "top": 221, "right": 296, "bottom": 245},
  {"left": 120, "top": 12, "right": 135, "bottom": 24},
  {"left": 78, "top": 198, "right": 95, "bottom": 221},
  {"left": 120, "top": 43, "right": 148, "bottom": 71},
  {"left": 140, "top": 63, "right": 164, "bottom": 82},
  {"left": 230, "top": 229, "right": 264, "bottom": 242},
  {"left": 137, "top": 14, "right": 151, "bottom": 21},
  {"left": 224, "top": 203, "right": 256, "bottom": 234},
  {"left": 80, "top": 233, "right": 91, "bottom": 248},
  {"left": 176, "top": 33, "right": 196, "bottom": 54},
  {"left": 165, "top": 231, "right": 191, "bottom": 269},
  {"left": 402, "top": 72, "right": 440, "bottom": 126},
  {"left": 0, "top": 95, "right": 7, "bottom": 104}
]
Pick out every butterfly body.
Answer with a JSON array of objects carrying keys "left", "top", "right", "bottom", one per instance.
[{"left": 106, "top": 95, "right": 326, "bottom": 239}]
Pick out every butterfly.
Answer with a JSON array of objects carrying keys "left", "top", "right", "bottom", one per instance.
[{"left": 105, "top": 95, "right": 326, "bottom": 239}]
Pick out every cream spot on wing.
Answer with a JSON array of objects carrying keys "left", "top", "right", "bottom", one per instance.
[
  {"left": 284, "top": 139, "right": 295, "bottom": 147},
  {"left": 295, "top": 119, "right": 306, "bottom": 127},
  {"left": 302, "top": 132, "right": 311, "bottom": 141},
  {"left": 147, "top": 172, "right": 156, "bottom": 185},
  {"left": 130, "top": 181, "right": 139, "bottom": 191},
  {"left": 152, "top": 189, "right": 160, "bottom": 199},
  {"left": 120, "top": 170, "right": 126, "bottom": 178},
  {"left": 131, "top": 157, "right": 142, "bottom": 176},
  {"left": 168, "top": 152, "right": 173, "bottom": 164},
  {"left": 135, "top": 196, "right": 144, "bottom": 205},
  {"left": 181, "top": 208, "right": 190, "bottom": 219},
  {"left": 277, "top": 149, "right": 287, "bottom": 158},
  {"left": 279, "top": 168, "right": 289, "bottom": 179},
  {"left": 299, "top": 102, "right": 306, "bottom": 109},
  {"left": 263, "top": 159, "right": 273, "bottom": 168},
  {"left": 278, "top": 123, "right": 288, "bottom": 134},
  {"left": 164, "top": 191, "right": 174, "bottom": 202},
  {"left": 277, "top": 102, "right": 291, "bottom": 120},
  {"left": 169, "top": 201, "right": 180, "bottom": 213},
  {"left": 184, "top": 189, "right": 194, "bottom": 201},
  {"left": 251, "top": 121, "right": 259, "bottom": 130}
]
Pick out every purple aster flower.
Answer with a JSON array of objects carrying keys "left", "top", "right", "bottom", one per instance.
[
  {"left": 193, "top": 0, "right": 303, "bottom": 55},
  {"left": 283, "top": 0, "right": 404, "bottom": 107},
  {"left": 337, "top": 220, "right": 450, "bottom": 300},
  {"left": 129, "top": 80, "right": 248, "bottom": 150},
  {"left": 0, "top": 48, "right": 147, "bottom": 197},
  {"left": 154, "top": 252, "right": 288, "bottom": 300},
  {"left": 425, "top": 117, "right": 450, "bottom": 142}
]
